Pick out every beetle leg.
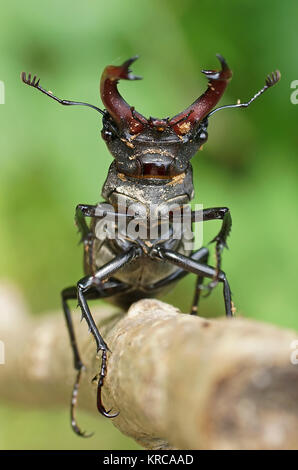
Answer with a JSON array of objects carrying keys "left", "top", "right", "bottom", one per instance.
[
  {"left": 76, "top": 247, "right": 140, "bottom": 419},
  {"left": 191, "top": 207, "right": 232, "bottom": 294},
  {"left": 62, "top": 279, "right": 131, "bottom": 437},
  {"left": 75, "top": 204, "right": 96, "bottom": 242},
  {"left": 62, "top": 286, "right": 99, "bottom": 438},
  {"left": 190, "top": 250, "right": 209, "bottom": 315},
  {"left": 75, "top": 203, "right": 134, "bottom": 244},
  {"left": 146, "top": 246, "right": 210, "bottom": 315},
  {"left": 205, "top": 208, "right": 232, "bottom": 292},
  {"left": 151, "top": 247, "right": 233, "bottom": 317},
  {"left": 146, "top": 247, "right": 209, "bottom": 291}
]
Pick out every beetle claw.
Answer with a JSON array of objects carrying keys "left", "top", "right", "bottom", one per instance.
[
  {"left": 71, "top": 421, "right": 94, "bottom": 439},
  {"left": 99, "top": 407, "right": 119, "bottom": 419},
  {"left": 97, "top": 380, "right": 119, "bottom": 418}
]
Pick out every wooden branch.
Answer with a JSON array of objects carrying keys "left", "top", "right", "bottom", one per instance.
[{"left": 1, "top": 282, "right": 298, "bottom": 450}]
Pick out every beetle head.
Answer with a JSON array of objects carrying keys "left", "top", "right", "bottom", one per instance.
[{"left": 100, "top": 55, "right": 232, "bottom": 180}]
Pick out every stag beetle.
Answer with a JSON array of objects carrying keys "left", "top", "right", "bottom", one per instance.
[{"left": 21, "top": 55, "right": 280, "bottom": 436}]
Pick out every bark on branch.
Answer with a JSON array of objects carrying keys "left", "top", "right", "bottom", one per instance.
[{"left": 1, "top": 283, "right": 298, "bottom": 450}]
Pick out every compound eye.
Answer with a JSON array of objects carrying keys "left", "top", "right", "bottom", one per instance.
[
  {"left": 101, "top": 129, "right": 114, "bottom": 142},
  {"left": 199, "top": 130, "right": 208, "bottom": 143}
]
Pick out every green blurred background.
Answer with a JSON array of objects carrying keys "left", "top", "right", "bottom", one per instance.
[{"left": 0, "top": 0, "right": 297, "bottom": 450}]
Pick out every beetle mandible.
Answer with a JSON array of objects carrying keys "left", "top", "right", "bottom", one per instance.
[{"left": 21, "top": 55, "right": 280, "bottom": 436}]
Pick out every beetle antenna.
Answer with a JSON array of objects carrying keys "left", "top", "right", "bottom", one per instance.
[
  {"left": 205, "top": 70, "right": 281, "bottom": 118},
  {"left": 21, "top": 72, "right": 106, "bottom": 115}
]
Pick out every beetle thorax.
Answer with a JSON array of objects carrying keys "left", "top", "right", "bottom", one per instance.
[{"left": 101, "top": 161, "right": 194, "bottom": 212}]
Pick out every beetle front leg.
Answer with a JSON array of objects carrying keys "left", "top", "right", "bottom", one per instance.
[
  {"left": 75, "top": 204, "right": 98, "bottom": 273},
  {"left": 202, "top": 207, "right": 232, "bottom": 245},
  {"left": 75, "top": 203, "right": 112, "bottom": 268},
  {"left": 75, "top": 203, "right": 134, "bottom": 243},
  {"left": 192, "top": 207, "right": 232, "bottom": 292},
  {"left": 75, "top": 204, "right": 97, "bottom": 243}
]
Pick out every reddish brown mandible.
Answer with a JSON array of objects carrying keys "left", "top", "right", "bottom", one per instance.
[{"left": 100, "top": 54, "right": 232, "bottom": 136}]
